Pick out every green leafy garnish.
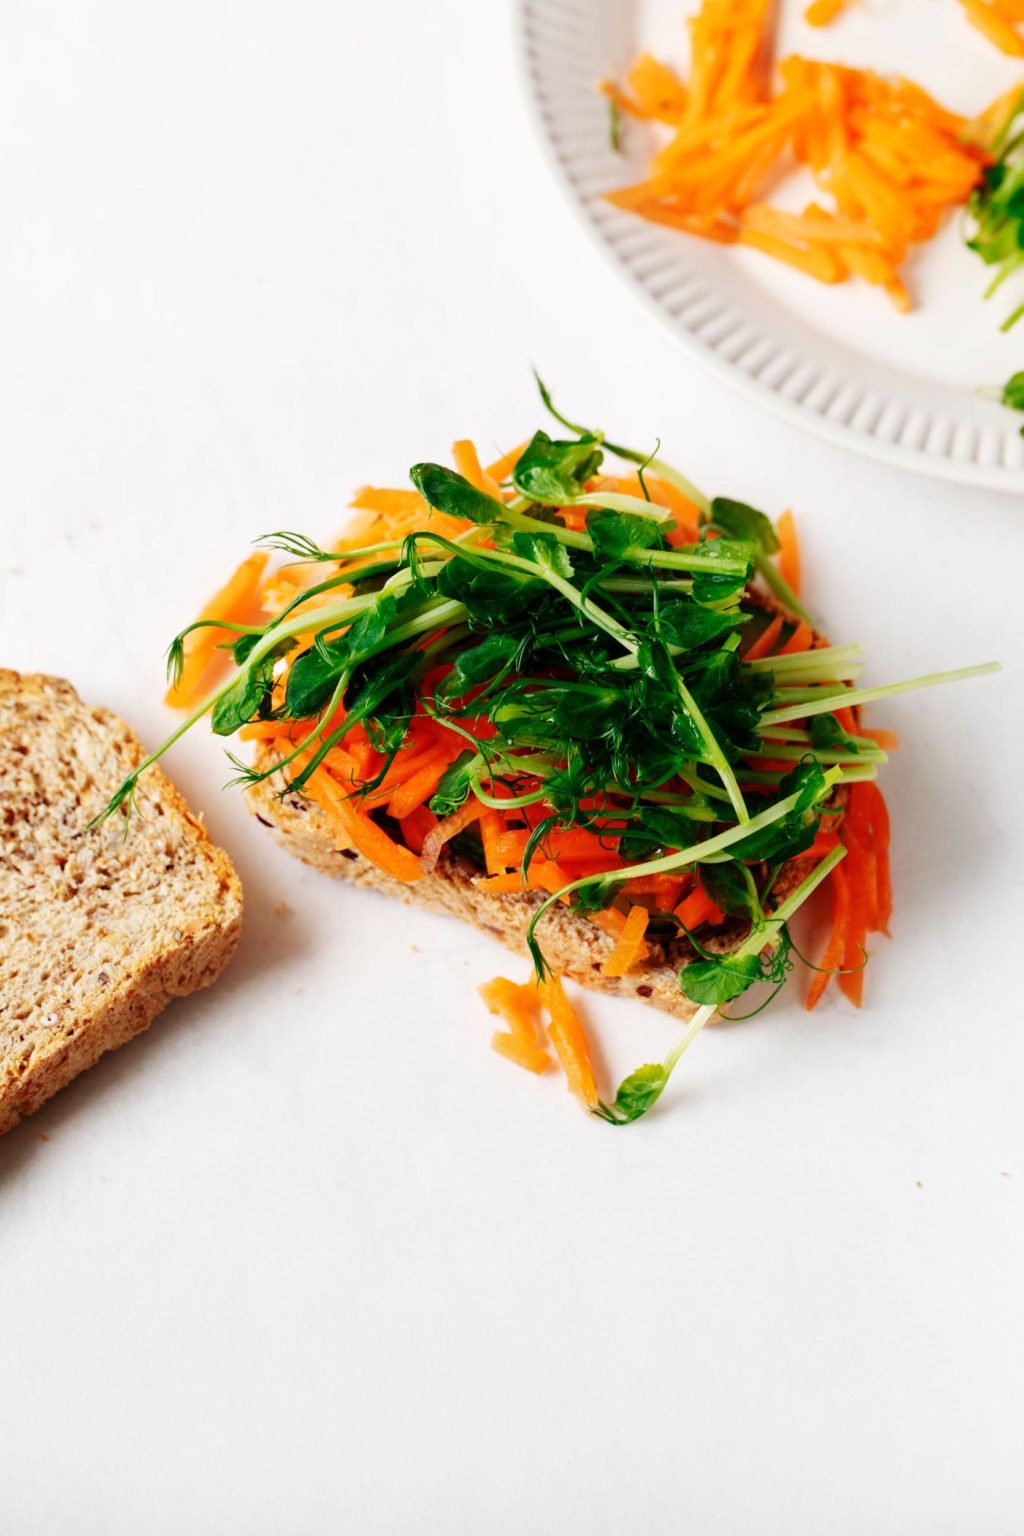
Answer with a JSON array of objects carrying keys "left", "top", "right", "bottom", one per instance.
[{"left": 965, "top": 90, "right": 1024, "bottom": 332}]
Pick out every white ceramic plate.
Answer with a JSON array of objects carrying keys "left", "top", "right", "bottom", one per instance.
[{"left": 517, "top": 0, "right": 1024, "bottom": 488}]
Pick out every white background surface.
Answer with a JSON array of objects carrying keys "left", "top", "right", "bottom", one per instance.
[{"left": 1, "top": 3, "right": 1022, "bottom": 1532}]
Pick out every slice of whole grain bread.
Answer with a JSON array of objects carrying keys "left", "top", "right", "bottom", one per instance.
[{"left": 0, "top": 671, "right": 242, "bottom": 1135}]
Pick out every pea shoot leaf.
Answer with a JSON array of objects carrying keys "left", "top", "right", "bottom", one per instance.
[
  {"left": 429, "top": 750, "right": 478, "bottom": 816},
  {"left": 512, "top": 430, "right": 604, "bottom": 503},
  {"left": 707, "top": 497, "right": 780, "bottom": 555},
  {"left": 658, "top": 601, "right": 745, "bottom": 652},
  {"left": 511, "top": 530, "right": 575, "bottom": 580},
  {"left": 410, "top": 463, "right": 501, "bottom": 524},
  {"left": 588, "top": 509, "right": 660, "bottom": 561},
  {"left": 438, "top": 633, "right": 520, "bottom": 699},
  {"left": 810, "top": 713, "right": 861, "bottom": 753},
  {"left": 592, "top": 1064, "right": 668, "bottom": 1125},
  {"left": 678, "top": 952, "right": 761, "bottom": 1005}
]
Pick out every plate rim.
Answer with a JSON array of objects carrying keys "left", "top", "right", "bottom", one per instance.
[{"left": 514, "top": 0, "right": 1024, "bottom": 494}]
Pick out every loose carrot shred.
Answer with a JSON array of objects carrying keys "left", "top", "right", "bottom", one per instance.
[
  {"left": 776, "top": 509, "right": 802, "bottom": 596},
  {"left": 537, "top": 977, "right": 600, "bottom": 1110},
  {"left": 166, "top": 552, "right": 269, "bottom": 709},
  {"left": 479, "top": 978, "right": 553, "bottom": 1076},
  {"left": 601, "top": 904, "right": 651, "bottom": 978},
  {"left": 490, "top": 1032, "right": 553, "bottom": 1075}
]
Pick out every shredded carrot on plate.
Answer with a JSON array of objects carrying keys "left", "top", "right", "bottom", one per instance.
[
  {"left": 603, "top": 0, "right": 999, "bottom": 309},
  {"left": 537, "top": 977, "right": 600, "bottom": 1109}
]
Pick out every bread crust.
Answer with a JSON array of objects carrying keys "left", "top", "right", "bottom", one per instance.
[{"left": 0, "top": 671, "right": 243, "bottom": 1135}]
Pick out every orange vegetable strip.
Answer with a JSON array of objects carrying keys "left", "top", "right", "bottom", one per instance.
[
  {"left": 805, "top": 0, "right": 853, "bottom": 26},
  {"left": 837, "top": 834, "right": 869, "bottom": 1005},
  {"left": 484, "top": 440, "right": 528, "bottom": 483},
  {"left": 479, "top": 978, "right": 552, "bottom": 1075},
  {"left": 806, "top": 863, "right": 850, "bottom": 1009},
  {"left": 399, "top": 804, "right": 439, "bottom": 856},
  {"left": 778, "top": 620, "right": 814, "bottom": 655},
  {"left": 775, "top": 509, "right": 802, "bottom": 596},
  {"left": 675, "top": 885, "right": 726, "bottom": 929},
  {"left": 738, "top": 229, "right": 845, "bottom": 283},
  {"left": 960, "top": 0, "right": 1024, "bottom": 52},
  {"left": 166, "top": 552, "right": 269, "bottom": 708},
  {"left": 601, "top": 905, "right": 651, "bottom": 978},
  {"left": 421, "top": 800, "right": 482, "bottom": 874},
  {"left": 622, "top": 875, "right": 686, "bottom": 907},
  {"left": 302, "top": 762, "right": 424, "bottom": 884},
  {"left": 453, "top": 440, "right": 503, "bottom": 501},
  {"left": 350, "top": 487, "right": 424, "bottom": 516},
  {"left": 743, "top": 614, "right": 784, "bottom": 661},
  {"left": 357, "top": 743, "right": 447, "bottom": 806},
  {"left": 238, "top": 720, "right": 299, "bottom": 741},
  {"left": 857, "top": 781, "right": 892, "bottom": 934},
  {"left": 490, "top": 1032, "right": 553, "bottom": 1075},
  {"left": 861, "top": 727, "right": 899, "bottom": 749},
  {"left": 480, "top": 808, "right": 508, "bottom": 876},
  {"left": 386, "top": 754, "right": 454, "bottom": 821},
  {"left": 537, "top": 977, "right": 600, "bottom": 1110}
]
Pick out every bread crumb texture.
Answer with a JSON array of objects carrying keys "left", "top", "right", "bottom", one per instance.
[{"left": 0, "top": 671, "right": 242, "bottom": 1135}]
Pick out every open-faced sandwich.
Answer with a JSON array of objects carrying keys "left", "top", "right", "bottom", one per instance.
[{"left": 95, "top": 383, "right": 996, "bottom": 1123}]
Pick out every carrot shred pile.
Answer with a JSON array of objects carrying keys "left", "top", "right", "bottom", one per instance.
[{"left": 601, "top": 0, "right": 1001, "bottom": 308}]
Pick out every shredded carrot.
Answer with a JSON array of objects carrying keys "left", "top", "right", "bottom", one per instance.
[
  {"left": 805, "top": 0, "right": 854, "bottom": 28},
  {"left": 479, "top": 978, "right": 552, "bottom": 1076},
  {"left": 399, "top": 803, "right": 439, "bottom": 856},
  {"left": 479, "top": 808, "right": 508, "bottom": 876},
  {"left": 861, "top": 726, "right": 900, "bottom": 750},
  {"left": 743, "top": 614, "right": 784, "bottom": 661},
  {"left": 453, "top": 439, "right": 503, "bottom": 501},
  {"left": 675, "top": 884, "right": 726, "bottom": 930},
  {"left": 601, "top": 904, "right": 651, "bottom": 978},
  {"left": 386, "top": 752, "right": 454, "bottom": 821},
  {"left": 420, "top": 800, "right": 482, "bottom": 874},
  {"left": 778, "top": 620, "right": 814, "bottom": 655},
  {"left": 537, "top": 977, "right": 600, "bottom": 1109},
  {"left": 302, "top": 762, "right": 424, "bottom": 884},
  {"left": 806, "top": 863, "right": 850, "bottom": 1009},
  {"left": 775, "top": 509, "right": 801, "bottom": 596},
  {"left": 484, "top": 441, "right": 527, "bottom": 483},
  {"left": 166, "top": 552, "right": 268, "bottom": 709},
  {"left": 603, "top": 5, "right": 997, "bottom": 310},
  {"left": 959, "top": 0, "right": 1024, "bottom": 52}
]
